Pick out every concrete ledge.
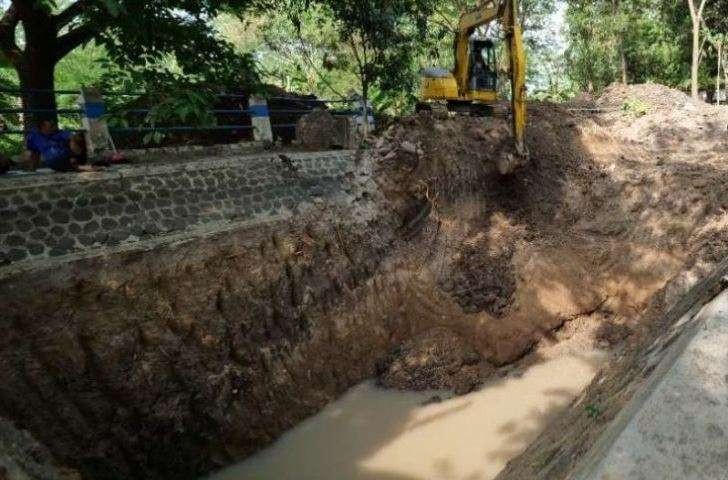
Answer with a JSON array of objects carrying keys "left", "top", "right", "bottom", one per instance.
[
  {"left": 0, "top": 150, "right": 355, "bottom": 273},
  {"left": 576, "top": 287, "right": 728, "bottom": 480}
]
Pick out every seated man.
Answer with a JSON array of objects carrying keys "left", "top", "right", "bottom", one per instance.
[{"left": 24, "top": 119, "right": 92, "bottom": 172}]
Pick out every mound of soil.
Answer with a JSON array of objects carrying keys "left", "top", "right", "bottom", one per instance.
[
  {"left": 377, "top": 327, "right": 493, "bottom": 395},
  {"left": 592, "top": 83, "right": 728, "bottom": 149},
  {"left": 366, "top": 81, "right": 728, "bottom": 390},
  {"left": 596, "top": 82, "right": 701, "bottom": 111}
]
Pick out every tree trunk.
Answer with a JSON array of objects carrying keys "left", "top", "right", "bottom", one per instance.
[
  {"left": 612, "top": 0, "right": 627, "bottom": 84},
  {"left": 691, "top": 19, "right": 700, "bottom": 99},
  {"left": 360, "top": 80, "right": 370, "bottom": 136},
  {"left": 724, "top": 51, "right": 728, "bottom": 103},
  {"left": 15, "top": 5, "right": 59, "bottom": 130},
  {"left": 18, "top": 56, "right": 58, "bottom": 129}
]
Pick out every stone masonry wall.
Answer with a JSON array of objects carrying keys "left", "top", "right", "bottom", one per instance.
[{"left": 0, "top": 151, "right": 355, "bottom": 271}]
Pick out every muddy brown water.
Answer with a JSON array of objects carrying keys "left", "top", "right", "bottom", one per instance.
[{"left": 208, "top": 352, "right": 605, "bottom": 480}]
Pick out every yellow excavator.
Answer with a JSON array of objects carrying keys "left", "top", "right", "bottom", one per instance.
[{"left": 419, "top": 0, "right": 527, "bottom": 158}]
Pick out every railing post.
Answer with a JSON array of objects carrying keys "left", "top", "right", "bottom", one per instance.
[
  {"left": 249, "top": 96, "right": 273, "bottom": 142},
  {"left": 78, "top": 87, "right": 114, "bottom": 156},
  {"left": 355, "top": 98, "right": 375, "bottom": 137}
]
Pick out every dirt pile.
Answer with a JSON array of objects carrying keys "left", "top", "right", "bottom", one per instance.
[
  {"left": 369, "top": 114, "right": 513, "bottom": 206},
  {"left": 377, "top": 327, "right": 493, "bottom": 395},
  {"left": 592, "top": 83, "right": 728, "bottom": 149},
  {"left": 495, "top": 86, "right": 728, "bottom": 480},
  {"left": 368, "top": 83, "right": 728, "bottom": 396},
  {"left": 596, "top": 82, "right": 701, "bottom": 111}
]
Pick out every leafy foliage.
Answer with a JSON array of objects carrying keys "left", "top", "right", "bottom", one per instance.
[
  {"left": 564, "top": 0, "right": 728, "bottom": 93},
  {"left": 621, "top": 97, "right": 650, "bottom": 116},
  {"left": 105, "top": 86, "right": 217, "bottom": 145},
  {"left": 0, "top": 0, "right": 265, "bottom": 125},
  {"left": 282, "top": 0, "right": 437, "bottom": 106},
  {"left": 89, "top": 1, "right": 260, "bottom": 87}
]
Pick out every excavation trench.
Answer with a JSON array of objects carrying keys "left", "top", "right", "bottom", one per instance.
[{"left": 2, "top": 85, "right": 728, "bottom": 480}]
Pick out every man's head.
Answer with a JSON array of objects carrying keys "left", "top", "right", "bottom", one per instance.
[{"left": 37, "top": 119, "right": 58, "bottom": 136}]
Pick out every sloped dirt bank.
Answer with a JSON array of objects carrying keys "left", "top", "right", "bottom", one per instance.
[
  {"left": 496, "top": 84, "right": 728, "bottom": 480},
  {"left": 1, "top": 84, "right": 727, "bottom": 480}
]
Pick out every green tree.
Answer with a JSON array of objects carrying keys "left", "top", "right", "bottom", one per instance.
[
  {"left": 700, "top": 0, "right": 728, "bottom": 101},
  {"left": 566, "top": 0, "right": 692, "bottom": 92},
  {"left": 565, "top": 1, "right": 622, "bottom": 91},
  {"left": 285, "top": 0, "right": 437, "bottom": 110},
  {"left": 0, "top": 0, "right": 260, "bottom": 125},
  {"left": 218, "top": 6, "right": 357, "bottom": 100}
]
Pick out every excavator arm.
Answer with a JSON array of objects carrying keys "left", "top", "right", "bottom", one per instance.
[{"left": 502, "top": 0, "right": 528, "bottom": 157}]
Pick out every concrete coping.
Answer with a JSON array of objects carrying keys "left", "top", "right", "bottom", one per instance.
[{"left": 0, "top": 150, "right": 354, "bottom": 192}]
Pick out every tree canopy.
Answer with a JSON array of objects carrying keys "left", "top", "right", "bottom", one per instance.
[
  {"left": 0, "top": 0, "right": 262, "bottom": 122},
  {"left": 564, "top": 0, "right": 728, "bottom": 97},
  {"left": 0, "top": 0, "right": 727, "bottom": 133}
]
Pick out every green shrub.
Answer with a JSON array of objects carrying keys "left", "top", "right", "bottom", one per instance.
[{"left": 621, "top": 98, "right": 650, "bottom": 117}]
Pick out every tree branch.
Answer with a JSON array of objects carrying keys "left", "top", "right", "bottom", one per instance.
[
  {"left": 293, "top": 30, "right": 346, "bottom": 99},
  {"left": 433, "top": 7, "right": 457, "bottom": 32},
  {"left": 698, "top": 0, "right": 708, "bottom": 17},
  {"left": 55, "top": 22, "right": 96, "bottom": 60},
  {"left": 0, "top": 3, "right": 22, "bottom": 65},
  {"left": 55, "top": 1, "right": 88, "bottom": 30}
]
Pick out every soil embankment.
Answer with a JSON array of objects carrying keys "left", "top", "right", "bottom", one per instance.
[{"left": 1, "top": 84, "right": 727, "bottom": 480}]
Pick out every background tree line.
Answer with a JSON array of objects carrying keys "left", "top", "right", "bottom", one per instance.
[
  {"left": 565, "top": 0, "right": 728, "bottom": 100},
  {"left": 0, "top": 0, "right": 726, "bottom": 140}
]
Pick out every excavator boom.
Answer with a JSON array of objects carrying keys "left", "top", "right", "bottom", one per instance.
[{"left": 503, "top": 0, "right": 528, "bottom": 157}]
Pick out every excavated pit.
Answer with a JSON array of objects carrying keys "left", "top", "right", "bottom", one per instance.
[{"left": 2, "top": 84, "right": 728, "bottom": 480}]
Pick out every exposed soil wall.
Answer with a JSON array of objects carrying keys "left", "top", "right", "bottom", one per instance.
[
  {"left": 0, "top": 213, "right": 394, "bottom": 479},
  {"left": 0, "top": 127, "right": 506, "bottom": 479}
]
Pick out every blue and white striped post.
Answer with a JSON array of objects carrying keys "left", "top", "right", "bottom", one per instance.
[
  {"left": 78, "top": 87, "right": 114, "bottom": 155},
  {"left": 354, "top": 98, "right": 375, "bottom": 137},
  {"left": 249, "top": 96, "right": 273, "bottom": 143}
]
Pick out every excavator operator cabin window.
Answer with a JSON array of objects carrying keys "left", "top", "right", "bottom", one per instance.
[{"left": 469, "top": 38, "right": 497, "bottom": 91}]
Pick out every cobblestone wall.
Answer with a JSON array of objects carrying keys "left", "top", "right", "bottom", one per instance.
[{"left": 0, "top": 151, "right": 355, "bottom": 269}]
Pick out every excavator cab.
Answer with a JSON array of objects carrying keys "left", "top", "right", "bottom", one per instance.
[{"left": 468, "top": 38, "right": 498, "bottom": 92}]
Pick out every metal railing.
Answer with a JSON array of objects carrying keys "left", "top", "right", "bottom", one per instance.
[{"left": 0, "top": 88, "right": 361, "bottom": 142}]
